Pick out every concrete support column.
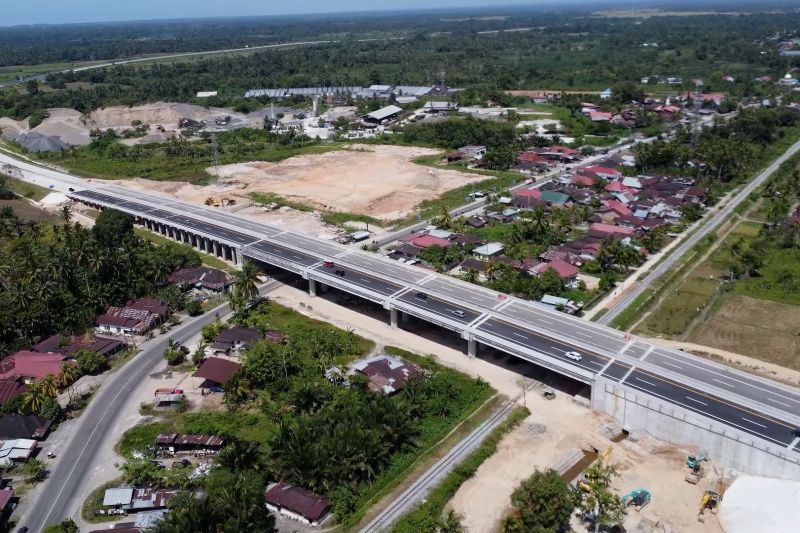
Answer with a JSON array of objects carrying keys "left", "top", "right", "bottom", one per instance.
[
  {"left": 467, "top": 337, "right": 477, "bottom": 358},
  {"left": 308, "top": 279, "right": 317, "bottom": 297},
  {"left": 231, "top": 248, "right": 239, "bottom": 266},
  {"left": 390, "top": 308, "right": 398, "bottom": 329},
  {"left": 401, "top": 311, "right": 409, "bottom": 323},
  {"left": 214, "top": 241, "right": 222, "bottom": 258}
]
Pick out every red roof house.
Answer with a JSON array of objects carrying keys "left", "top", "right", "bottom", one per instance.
[
  {"left": 571, "top": 174, "right": 597, "bottom": 187},
  {"left": 603, "top": 199, "right": 633, "bottom": 217},
  {"left": 265, "top": 482, "right": 331, "bottom": 526},
  {"left": 0, "top": 351, "right": 66, "bottom": 381},
  {"left": 589, "top": 223, "right": 636, "bottom": 239},
  {"left": 531, "top": 259, "right": 579, "bottom": 280},
  {"left": 582, "top": 165, "right": 622, "bottom": 179},
  {"left": 409, "top": 235, "right": 452, "bottom": 249},
  {"left": 194, "top": 357, "right": 242, "bottom": 387},
  {"left": 587, "top": 110, "right": 613, "bottom": 122}
]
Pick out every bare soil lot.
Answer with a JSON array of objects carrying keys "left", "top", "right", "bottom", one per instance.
[
  {"left": 691, "top": 294, "right": 800, "bottom": 371},
  {"left": 211, "top": 145, "right": 486, "bottom": 221},
  {"left": 449, "top": 399, "right": 726, "bottom": 533}
]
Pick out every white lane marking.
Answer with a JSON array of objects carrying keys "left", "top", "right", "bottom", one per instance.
[
  {"left": 621, "top": 340, "right": 634, "bottom": 353},
  {"left": 712, "top": 378, "right": 734, "bottom": 387},
  {"left": 623, "top": 381, "right": 786, "bottom": 447},
  {"left": 360, "top": 278, "right": 373, "bottom": 285},
  {"left": 685, "top": 396, "right": 708, "bottom": 406},
  {"left": 741, "top": 418, "right": 768, "bottom": 429},
  {"left": 538, "top": 318, "right": 553, "bottom": 325},
  {"left": 662, "top": 361, "right": 682, "bottom": 370},
  {"left": 587, "top": 360, "right": 604, "bottom": 367},
  {"left": 438, "top": 286, "right": 456, "bottom": 293},
  {"left": 574, "top": 332, "right": 592, "bottom": 339},
  {"left": 766, "top": 396, "right": 792, "bottom": 408},
  {"left": 512, "top": 333, "right": 527, "bottom": 339},
  {"left": 640, "top": 345, "right": 654, "bottom": 361},
  {"left": 634, "top": 377, "right": 657, "bottom": 387}
]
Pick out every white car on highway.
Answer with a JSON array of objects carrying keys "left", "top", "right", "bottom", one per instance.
[{"left": 565, "top": 351, "right": 583, "bottom": 362}]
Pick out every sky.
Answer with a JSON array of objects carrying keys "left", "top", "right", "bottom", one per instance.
[{"left": 2, "top": 0, "right": 558, "bottom": 26}]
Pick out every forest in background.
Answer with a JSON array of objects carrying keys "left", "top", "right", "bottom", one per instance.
[{"left": 2, "top": 5, "right": 800, "bottom": 119}]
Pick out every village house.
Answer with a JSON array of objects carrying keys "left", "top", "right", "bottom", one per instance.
[
  {"left": 530, "top": 259, "right": 580, "bottom": 287},
  {"left": 347, "top": 354, "right": 422, "bottom": 394},
  {"left": 0, "top": 438, "right": 37, "bottom": 466},
  {"left": 32, "top": 333, "right": 125, "bottom": 358},
  {"left": 0, "top": 414, "right": 53, "bottom": 440},
  {"left": 0, "top": 381, "right": 27, "bottom": 409},
  {"left": 265, "top": 482, "right": 331, "bottom": 527},
  {"left": 96, "top": 297, "right": 169, "bottom": 335},
  {"left": 193, "top": 357, "right": 242, "bottom": 391},
  {"left": 458, "top": 145, "right": 486, "bottom": 160},
  {"left": 155, "top": 433, "right": 225, "bottom": 456},
  {"left": 473, "top": 242, "right": 505, "bottom": 260},
  {"left": 0, "top": 351, "right": 66, "bottom": 381},
  {"left": 582, "top": 165, "right": 622, "bottom": 180},
  {"left": 168, "top": 266, "right": 234, "bottom": 293},
  {"left": 102, "top": 488, "right": 179, "bottom": 513},
  {"left": 206, "top": 326, "right": 270, "bottom": 357}
]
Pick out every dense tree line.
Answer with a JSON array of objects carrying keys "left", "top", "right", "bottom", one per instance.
[
  {"left": 0, "top": 201, "right": 200, "bottom": 355},
  {"left": 3, "top": 8, "right": 800, "bottom": 119},
  {"left": 633, "top": 107, "right": 800, "bottom": 197}
]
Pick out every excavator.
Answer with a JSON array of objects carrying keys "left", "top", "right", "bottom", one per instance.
[
  {"left": 621, "top": 488, "right": 652, "bottom": 512},
  {"left": 685, "top": 451, "right": 708, "bottom": 484},
  {"left": 697, "top": 490, "right": 719, "bottom": 522}
]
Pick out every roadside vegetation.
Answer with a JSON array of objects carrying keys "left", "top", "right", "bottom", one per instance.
[
  {"left": 391, "top": 405, "right": 529, "bottom": 533},
  {"left": 114, "top": 301, "right": 492, "bottom": 528},
  {"left": 0, "top": 200, "right": 201, "bottom": 357},
  {"left": 36, "top": 129, "right": 337, "bottom": 183}
]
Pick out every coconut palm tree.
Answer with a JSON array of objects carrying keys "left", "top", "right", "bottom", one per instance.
[
  {"left": 234, "top": 261, "right": 261, "bottom": 303},
  {"left": 39, "top": 374, "right": 59, "bottom": 398},
  {"left": 22, "top": 383, "right": 46, "bottom": 414},
  {"left": 57, "top": 362, "right": 79, "bottom": 388}
]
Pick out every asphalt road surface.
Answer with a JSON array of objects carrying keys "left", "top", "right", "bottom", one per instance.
[
  {"left": 21, "top": 282, "right": 278, "bottom": 531},
  {"left": 599, "top": 135, "right": 800, "bottom": 324},
  {"left": 66, "top": 185, "right": 800, "bottom": 452}
]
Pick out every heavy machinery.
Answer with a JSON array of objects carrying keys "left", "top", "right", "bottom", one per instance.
[
  {"left": 685, "top": 451, "right": 708, "bottom": 484},
  {"left": 622, "top": 488, "right": 652, "bottom": 512},
  {"left": 697, "top": 490, "right": 719, "bottom": 522}
]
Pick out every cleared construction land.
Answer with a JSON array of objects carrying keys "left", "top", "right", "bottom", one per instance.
[
  {"left": 117, "top": 144, "right": 486, "bottom": 236},
  {"left": 211, "top": 145, "right": 485, "bottom": 220}
]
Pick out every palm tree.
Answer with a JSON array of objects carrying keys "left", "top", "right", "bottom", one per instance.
[
  {"left": 39, "top": 374, "right": 59, "bottom": 397},
  {"left": 59, "top": 204, "right": 72, "bottom": 225},
  {"left": 461, "top": 267, "right": 479, "bottom": 284},
  {"left": 433, "top": 205, "right": 453, "bottom": 229},
  {"left": 22, "top": 383, "right": 46, "bottom": 414},
  {"left": 234, "top": 262, "right": 261, "bottom": 303},
  {"left": 57, "top": 362, "right": 78, "bottom": 388}
]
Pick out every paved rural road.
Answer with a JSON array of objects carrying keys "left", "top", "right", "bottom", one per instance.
[
  {"left": 598, "top": 136, "right": 800, "bottom": 325},
  {"left": 359, "top": 399, "right": 517, "bottom": 533},
  {"left": 20, "top": 282, "right": 278, "bottom": 531}
]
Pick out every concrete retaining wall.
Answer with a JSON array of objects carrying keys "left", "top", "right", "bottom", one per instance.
[{"left": 591, "top": 378, "right": 800, "bottom": 480}]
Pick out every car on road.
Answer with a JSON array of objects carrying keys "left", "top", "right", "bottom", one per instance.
[
  {"left": 415, "top": 292, "right": 427, "bottom": 300},
  {"left": 565, "top": 351, "right": 583, "bottom": 361},
  {"left": 335, "top": 269, "right": 346, "bottom": 277},
  {"left": 450, "top": 309, "right": 465, "bottom": 318},
  {"left": 792, "top": 428, "right": 800, "bottom": 438},
  {"left": 323, "top": 260, "right": 335, "bottom": 268}
]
